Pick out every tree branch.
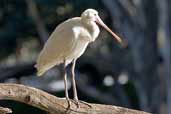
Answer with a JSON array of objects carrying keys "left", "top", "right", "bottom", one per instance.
[
  {"left": 0, "top": 83, "right": 150, "bottom": 114},
  {"left": 0, "top": 107, "right": 12, "bottom": 114}
]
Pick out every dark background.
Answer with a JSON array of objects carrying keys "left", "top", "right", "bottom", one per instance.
[{"left": 0, "top": 0, "right": 171, "bottom": 114}]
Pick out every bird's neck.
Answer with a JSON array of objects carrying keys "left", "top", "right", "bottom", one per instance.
[{"left": 81, "top": 19, "right": 100, "bottom": 42}]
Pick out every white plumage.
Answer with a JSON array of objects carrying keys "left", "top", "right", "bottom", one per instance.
[
  {"left": 36, "top": 10, "right": 101, "bottom": 75},
  {"left": 35, "top": 9, "right": 122, "bottom": 76},
  {"left": 35, "top": 9, "right": 122, "bottom": 107}
]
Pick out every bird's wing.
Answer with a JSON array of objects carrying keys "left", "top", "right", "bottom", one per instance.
[{"left": 35, "top": 17, "right": 88, "bottom": 76}]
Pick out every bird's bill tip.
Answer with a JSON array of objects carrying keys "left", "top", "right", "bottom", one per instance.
[{"left": 95, "top": 16, "right": 123, "bottom": 45}]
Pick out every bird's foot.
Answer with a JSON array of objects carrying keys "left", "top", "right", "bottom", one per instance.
[
  {"left": 65, "top": 97, "right": 92, "bottom": 109},
  {"left": 71, "top": 99, "right": 80, "bottom": 108},
  {"left": 65, "top": 98, "right": 71, "bottom": 109},
  {"left": 71, "top": 99, "right": 92, "bottom": 108}
]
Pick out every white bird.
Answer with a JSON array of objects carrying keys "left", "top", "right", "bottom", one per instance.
[{"left": 35, "top": 9, "right": 123, "bottom": 107}]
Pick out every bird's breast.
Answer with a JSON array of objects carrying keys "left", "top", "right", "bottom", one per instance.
[
  {"left": 90, "top": 24, "right": 100, "bottom": 41},
  {"left": 66, "top": 37, "right": 89, "bottom": 61}
]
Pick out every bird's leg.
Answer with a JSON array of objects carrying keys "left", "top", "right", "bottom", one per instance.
[
  {"left": 62, "top": 60, "right": 71, "bottom": 108},
  {"left": 71, "top": 59, "right": 79, "bottom": 105},
  {"left": 71, "top": 59, "right": 92, "bottom": 108}
]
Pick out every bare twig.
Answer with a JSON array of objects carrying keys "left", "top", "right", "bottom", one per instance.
[{"left": 0, "top": 83, "right": 150, "bottom": 114}]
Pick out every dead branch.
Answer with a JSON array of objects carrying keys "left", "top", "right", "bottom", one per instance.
[
  {"left": 0, "top": 83, "right": 150, "bottom": 114},
  {"left": 0, "top": 107, "right": 12, "bottom": 114}
]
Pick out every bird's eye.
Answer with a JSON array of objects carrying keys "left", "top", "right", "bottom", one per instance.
[{"left": 94, "top": 14, "right": 97, "bottom": 16}]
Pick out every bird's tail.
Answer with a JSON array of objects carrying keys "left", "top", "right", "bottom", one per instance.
[
  {"left": 34, "top": 59, "right": 63, "bottom": 76},
  {"left": 34, "top": 64, "right": 45, "bottom": 76},
  {"left": 37, "top": 70, "right": 45, "bottom": 76}
]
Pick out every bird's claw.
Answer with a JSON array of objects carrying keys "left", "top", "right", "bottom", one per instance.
[
  {"left": 65, "top": 98, "right": 92, "bottom": 109},
  {"left": 71, "top": 99, "right": 92, "bottom": 108},
  {"left": 79, "top": 100, "right": 92, "bottom": 108},
  {"left": 71, "top": 99, "right": 80, "bottom": 108}
]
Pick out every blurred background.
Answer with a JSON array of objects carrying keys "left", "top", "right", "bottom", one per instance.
[{"left": 0, "top": 0, "right": 170, "bottom": 114}]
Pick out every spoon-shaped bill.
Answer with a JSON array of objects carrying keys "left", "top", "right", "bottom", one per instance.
[{"left": 95, "top": 16, "right": 123, "bottom": 44}]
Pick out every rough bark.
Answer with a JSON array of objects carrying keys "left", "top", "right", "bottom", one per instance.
[
  {"left": 0, "top": 107, "right": 12, "bottom": 114},
  {"left": 0, "top": 84, "right": 150, "bottom": 114}
]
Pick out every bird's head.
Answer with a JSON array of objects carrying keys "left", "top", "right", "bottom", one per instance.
[
  {"left": 81, "top": 9, "right": 124, "bottom": 46},
  {"left": 81, "top": 9, "right": 98, "bottom": 22}
]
